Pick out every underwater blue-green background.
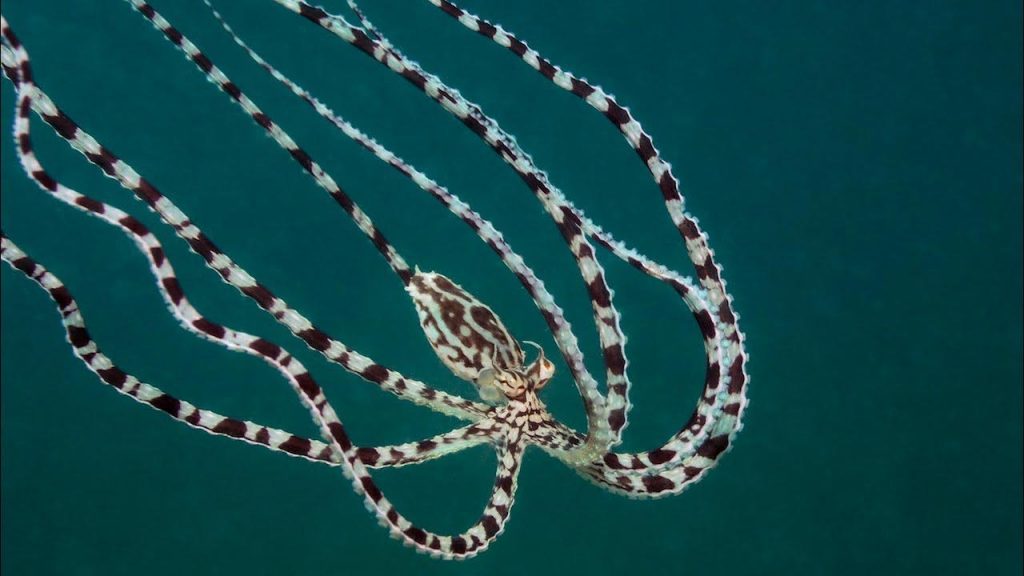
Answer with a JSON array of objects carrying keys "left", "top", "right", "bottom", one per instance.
[{"left": 2, "top": 1, "right": 1020, "bottom": 574}]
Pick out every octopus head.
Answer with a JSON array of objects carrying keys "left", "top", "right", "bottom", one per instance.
[{"left": 474, "top": 342, "right": 554, "bottom": 402}]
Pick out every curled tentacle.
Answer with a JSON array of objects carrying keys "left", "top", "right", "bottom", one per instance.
[
  {"left": 2, "top": 0, "right": 749, "bottom": 558},
  {"left": 211, "top": 0, "right": 739, "bottom": 470},
  {"left": 535, "top": 416, "right": 742, "bottom": 499},
  {"left": 0, "top": 232, "right": 525, "bottom": 558}
]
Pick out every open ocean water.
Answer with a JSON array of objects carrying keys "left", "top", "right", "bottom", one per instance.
[{"left": 1, "top": 1, "right": 1020, "bottom": 575}]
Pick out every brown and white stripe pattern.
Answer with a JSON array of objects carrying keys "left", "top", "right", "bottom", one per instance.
[
  {"left": 346, "top": 0, "right": 735, "bottom": 470},
  {"left": 1, "top": 30, "right": 494, "bottom": 476},
  {"left": 264, "top": 0, "right": 742, "bottom": 472},
  {"left": 155, "top": 0, "right": 744, "bottom": 491},
  {"left": 1, "top": 38, "right": 523, "bottom": 556},
  {"left": 131, "top": 0, "right": 413, "bottom": 285},
  {"left": 354, "top": 0, "right": 746, "bottom": 475}
]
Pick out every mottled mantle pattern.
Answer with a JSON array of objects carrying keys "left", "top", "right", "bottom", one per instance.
[{"left": 0, "top": 0, "right": 749, "bottom": 560}]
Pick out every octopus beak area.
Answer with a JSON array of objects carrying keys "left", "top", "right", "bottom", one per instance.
[{"left": 522, "top": 341, "right": 555, "bottom": 391}]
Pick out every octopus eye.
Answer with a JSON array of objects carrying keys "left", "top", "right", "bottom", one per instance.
[{"left": 522, "top": 341, "right": 555, "bottom": 390}]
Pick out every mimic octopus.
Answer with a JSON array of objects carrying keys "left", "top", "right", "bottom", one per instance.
[{"left": 0, "top": 0, "right": 749, "bottom": 559}]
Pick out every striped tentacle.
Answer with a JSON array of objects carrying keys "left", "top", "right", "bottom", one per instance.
[
  {"left": 0, "top": 37, "right": 347, "bottom": 467},
  {"left": 421, "top": 1, "right": 726, "bottom": 293},
  {"left": 127, "top": 0, "right": 412, "bottom": 283},
  {"left": 4, "top": 15, "right": 531, "bottom": 556},
  {"left": 268, "top": 0, "right": 632, "bottom": 463},
  {"left": 361, "top": 434, "right": 526, "bottom": 559},
  {"left": 1, "top": 35, "right": 487, "bottom": 424},
  {"left": 341, "top": 3, "right": 709, "bottom": 304},
  {"left": 424, "top": 0, "right": 750, "bottom": 467},
  {"left": 0, "top": 231, "right": 521, "bottom": 558},
  {"left": 0, "top": 18, "right": 490, "bottom": 423},
  {"left": 4, "top": 23, "right": 523, "bottom": 548},
  {"left": 530, "top": 418, "right": 733, "bottom": 499},
  {"left": 0, "top": 231, "right": 345, "bottom": 465},
  {"left": 356, "top": 419, "right": 498, "bottom": 469}
]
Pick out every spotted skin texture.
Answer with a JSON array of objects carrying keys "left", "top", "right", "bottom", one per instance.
[
  {"left": 0, "top": 0, "right": 749, "bottom": 561},
  {"left": 408, "top": 271, "right": 524, "bottom": 383}
]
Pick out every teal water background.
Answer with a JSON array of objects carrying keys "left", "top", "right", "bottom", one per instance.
[{"left": 1, "top": 1, "right": 1021, "bottom": 574}]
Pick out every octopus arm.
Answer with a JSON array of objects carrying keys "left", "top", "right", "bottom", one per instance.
[
  {"left": 351, "top": 436, "right": 527, "bottom": 559},
  {"left": 535, "top": 417, "right": 744, "bottom": 499},
  {"left": 355, "top": 420, "right": 499, "bottom": 469},
  {"left": 0, "top": 23, "right": 490, "bottom": 422}
]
